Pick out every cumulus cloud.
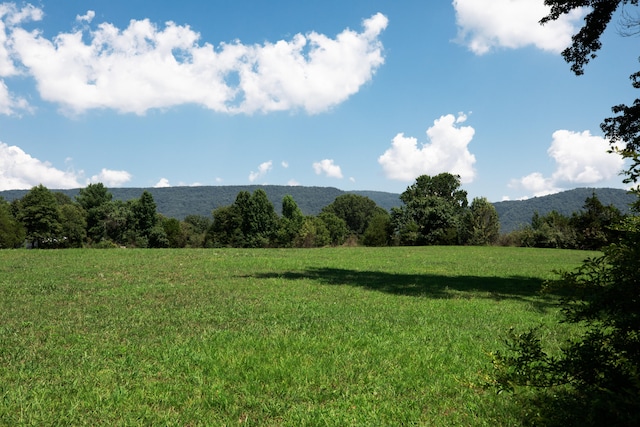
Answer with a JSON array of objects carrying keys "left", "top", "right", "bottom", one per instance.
[
  {"left": 510, "top": 130, "right": 624, "bottom": 197},
  {"left": 378, "top": 113, "right": 476, "bottom": 183},
  {"left": 249, "top": 160, "right": 273, "bottom": 182},
  {"left": 0, "top": 3, "right": 41, "bottom": 114},
  {"left": 453, "top": 0, "right": 587, "bottom": 55},
  {"left": 2, "top": 4, "right": 387, "bottom": 115},
  {"left": 76, "top": 10, "right": 95, "bottom": 23},
  {"left": 0, "top": 141, "right": 81, "bottom": 190},
  {"left": 87, "top": 168, "right": 133, "bottom": 187},
  {"left": 154, "top": 177, "right": 171, "bottom": 188},
  {"left": 313, "top": 159, "right": 343, "bottom": 179}
]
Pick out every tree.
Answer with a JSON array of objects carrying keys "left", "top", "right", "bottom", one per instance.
[
  {"left": 277, "top": 195, "right": 305, "bottom": 247},
  {"left": 161, "top": 216, "right": 187, "bottom": 248},
  {"left": 542, "top": 0, "right": 640, "bottom": 183},
  {"left": 182, "top": 215, "right": 211, "bottom": 248},
  {"left": 132, "top": 190, "right": 158, "bottom": 239},
  {"left": 393, "top": 173, "right": 468, "bottom": 245},
  {"left": 321, "top": 194, "right": 381, "bottom": 238},
  {"left": 571, "top": 193, "right": 625, "bottom": 249},
  {"left": 362, "top": 210, "right": 393, "bottom": 246},
  {"left": 317, "top": 211, "right": 348, "bottom": 246},
  {"left": 0, "top": 198, "right": 25, "bottom": 248},
  {"left": 460, "top": 197, "right": 500, "bottom": 245},
  {"left": 205, "top": 204, "right": 242, "bottom": 247},
  {"left": 491, "top": 2, "right": 640, "bottom": 423},
  {"left": 58, "top": 203, "right": 87, "bottom": 248},
  {"left": 76, "top": 183, "right": 113, "bottom": 243},
  {"left": 295, "top": 216, "right": 331, "bottom": 248},
  {"left": 243, "top": 189, "right": 278, "bottom": 247},
  {"left": 17, "top": 185, "right": 62, "bottom": 248}
]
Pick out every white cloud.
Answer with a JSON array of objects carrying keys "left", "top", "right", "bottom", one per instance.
[
  {"left": 154, "top": 177, "right": 171, "bottom": 188},
  {"left": 313, "top": 159, "right": 343, "bottom": 179},
  {"left": 0, "top": 141, "right": 81, "bottom": 190},
  {"left": 87, "top": 168, "right": 132, "bottom": 187},
  {"left": 0, "top": 3, "right": 41, "bottom": 115},
  {"left": 249, "top": 160, "right": 273, "bottom": 182},
  {"left": 378, "top": 113, "right": 476, "bottom": 183},
  {"left": 453, "top": 0, "right": 587, "bottom": 55},
  {"left": 3, "top": 6, "right": 387, "bottom": 115},
  {"left": 287, "top": 179, "right": 300, "bottom": 186},
  {"left": 76, "top": 10, "right": 95, "bottom": 24},
  {"left": 281, "top": 161, "right": 289, "bottom": 168},
  {"left": 510, "top": 130, "right": 624, "bottom": 197}
]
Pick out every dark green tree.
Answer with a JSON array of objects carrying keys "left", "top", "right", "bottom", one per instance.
[
  {"left": 242, "top": 189, "right": 278, "bottom": 247},
  {"left": 491, "top": 2, "right": 640, "bottom": 423},
  {"left": 205, "top": 204, "right": 242, "bottom": 247},
  {"left": 17, "top": 184, "right": 62, "bottom": 248},
  {"left": 317, "top": 211, "right": 348, "bottom": 246},
  {"left": 460, "top": 197, "right": 500, "bottom": 245},
  {"left": 58, "top": 203, "right": 87, "bottom": 248},
  {"left": 393, "top": 173, "right": 468, "bottom": 245},
  {"left": 570, "top": 193, "right": 624, "bottom": 250},
  {"left": 277, "top": 195, "right": 305, "bottom": 247},
  {"left": 521, "top": 210, "right": 577, "bottom": 249},
  {"left": 76, "top": 183, "right": 113, "bottom": 243},
  {"left": 132, "top": 190, "right": 158, "bottom": 239},
  {"left": 362, "top": 210, "right": 392, "bottom": 246},
  {"left": 321, "top": 194, "right": 380, "bottom": 238},
  {"left": 183, "top": 215, "right": 212, "bottom": 247},
  {"left": 0, "top": 198, "right": 25, "bottom": 248},
  {"left": 161, "top": 216, "right": 186, "bottom": 248}
]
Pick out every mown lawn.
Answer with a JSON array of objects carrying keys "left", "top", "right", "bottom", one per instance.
[{"left": 0, "top": 246, "right": 596, "bottom": 426}]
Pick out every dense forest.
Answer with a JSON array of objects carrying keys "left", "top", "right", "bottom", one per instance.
[{"left": 0, "top": 185, "right": 634, "bottom": 233}]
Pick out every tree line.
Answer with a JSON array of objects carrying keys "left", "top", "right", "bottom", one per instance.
[{"left": 0, "top": 173, "right": 632, "bottom": 250}]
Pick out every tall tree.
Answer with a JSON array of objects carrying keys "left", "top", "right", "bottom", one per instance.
[
  {"left": 571, "top": 193, "right": 624, "bottom": 249},
  {"left": 17, "top": 185, "right": 62, "bottom": 248},
  {"left": 460, "top": 197, "right": 500, "bottom": 245},
  {"left": 132, "top": 190, "right": 158, "bottom": 239},
  {"left": 491, "top": 2, "right": 640, "bottom": 423},
  {"left": 0, "top": 198, "right": 25, "bottom": 248},
  {"left": 321, "top": 194, "right": 380, "bottom": 237},
  {"left": 277, "top": 195, "right": 305, "bottom": 247},
  {"left": 76, "top": 183, "right": 113, "bottom": 243},
  {"left": 393, "top": 173, "right": 468, "bottom": 245},
  {"left": 244, "top": 189, "right": 278, "bottom": 247}
]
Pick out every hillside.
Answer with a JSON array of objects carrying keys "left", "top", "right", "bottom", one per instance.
[
  {"left": 1, "top": 186, "right": 635, "bottom": 233},
  {"left": 493, "top": 187, "right": 636, "bottom": 233},
  {"left": 0, "top": 185, "right": 402, "bottom": 220}
]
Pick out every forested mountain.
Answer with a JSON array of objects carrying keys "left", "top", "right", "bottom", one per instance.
[
  {"left": 1, "top": 185, "right": 635, "bottom": 234},
  {"left": 0, "top": 185, "right": 402, "bottom": 219},
  {"left": 494, "top": 187, "right": 636, "bottom": 233}
]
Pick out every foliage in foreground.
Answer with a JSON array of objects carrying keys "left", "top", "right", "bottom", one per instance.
[{"left": 490, "top": 216, "right": 640, "bottom": 425}]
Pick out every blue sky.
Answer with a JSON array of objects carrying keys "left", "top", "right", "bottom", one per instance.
[{"left": 0, "top": 0, "right": 636, "bottom": 201}]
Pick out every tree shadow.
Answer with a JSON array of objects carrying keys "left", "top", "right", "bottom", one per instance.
[{"left": 248, "top": 267, "right": 559, "bottom": 310}]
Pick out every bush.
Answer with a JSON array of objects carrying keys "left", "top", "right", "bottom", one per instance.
[{"left": 490, "top": 214, "right": 640, "bottom": 425}]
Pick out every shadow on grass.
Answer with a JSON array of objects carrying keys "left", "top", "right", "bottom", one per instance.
[
  {"left": 249, "top": 267, "right": 558, "bottom": 308},
  {"left": 510, "top": 387, "right": 640, "bottom": 427}
]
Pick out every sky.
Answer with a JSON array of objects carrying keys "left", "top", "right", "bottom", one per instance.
[{"left": 0, "top": 0, "right": 637, "bottom": 202}]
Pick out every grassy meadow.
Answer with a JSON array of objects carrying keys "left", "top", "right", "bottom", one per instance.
[{"left": 0, "top": 246, "right": 597, "bottom": 426}]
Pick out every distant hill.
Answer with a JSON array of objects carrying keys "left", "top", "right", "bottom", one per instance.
[
  {"left": 0, "top": 185, "right": 402, "bottom": 220},
  {"left": 1, "top": 186, "right": 635, "bottom": 234},
  {"left": 493, "top": 187, "right": 636, "bottom": 233}
]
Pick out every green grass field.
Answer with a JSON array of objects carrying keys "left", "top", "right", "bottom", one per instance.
[{"left": 0, "top": 246, "right": 596, "bottom": 426}]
